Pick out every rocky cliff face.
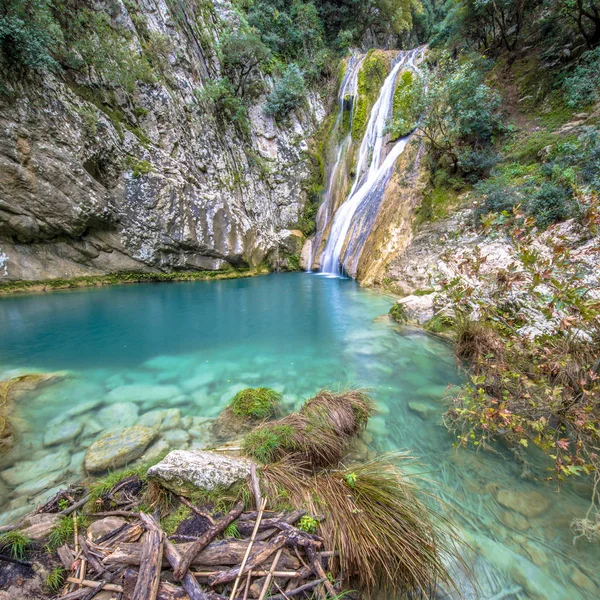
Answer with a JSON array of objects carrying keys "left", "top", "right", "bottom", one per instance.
[{"left": 0, "top": 0, "right": 325, "bottom": 281}]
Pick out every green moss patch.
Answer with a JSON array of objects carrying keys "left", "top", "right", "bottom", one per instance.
[
  {"left": 230, "top": 387, "right": 282, "bottom": 420},
  {"left": 389, "top": 70, "right": 421, "bottom": 140},
  {"left": 352, "top": 50, "right": 390, "bottom": 141}
]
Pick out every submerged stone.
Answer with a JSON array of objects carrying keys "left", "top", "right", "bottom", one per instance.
[
  {"left": 139, "top": 408, "right": 181, "bottom": 431},
  {"left": 97, "top": 402, "right": 139, "bottom": 429},
  {"left": 1, "top": 449, "right": 70, "bottom": 486},
  {"left": 43, "top": 418, "right": 83, "bottom": 447},
  {"left": 495, "top": 489, "right": 550, "bottom": 518},
  {"left": 147, "top": 450, "right": 254, "bottom": 495},
  {"left": 106, "top": 384, "right": 182, "bottom": 404},
  {"left": 408, "top": 401, "right": 438, "bottom": 420},
  {"left": 84, "top": 426, "right": 156, "bottom": 473}
]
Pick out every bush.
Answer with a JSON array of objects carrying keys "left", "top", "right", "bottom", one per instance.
[
  {"left": 526, "top": 182, "right": 574, "bottom": 228},
  {"left": 197, "top": 78, "right": 250, "bottom": 135},
  {"left": 562, "top": 48, "right": 600, "bottom": 108},
  {"left": 0, "top": 0, "right": 58, "bottom": 74},
  {"left": 388, "top": 69, "right": 422, "bottom": 140},
  {"left": 265, "top": 63, "right": 306, "bottom": 120}
]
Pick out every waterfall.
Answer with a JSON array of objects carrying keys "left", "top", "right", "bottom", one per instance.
[{"left": 320, "top": 47, "right": 423, "bottom": 277}]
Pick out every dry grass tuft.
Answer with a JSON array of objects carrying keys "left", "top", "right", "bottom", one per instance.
[
  {"left": 262, "top": 452, "right": 464, "bottom": 597},
  {"left": 242, "top": 389, "right": 375, "bottom": 469}
]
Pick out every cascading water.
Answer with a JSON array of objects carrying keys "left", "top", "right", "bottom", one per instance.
[{"left": 320, "top": 47, "right": 423, "bottom": 277}]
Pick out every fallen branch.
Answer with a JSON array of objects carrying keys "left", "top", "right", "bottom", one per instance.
[
  {"left": 132, "top": 528, "right": 164, "bottom": 600},
  {"left": 174, "top": 501, "right": 244, "bottom": 581},
  {"left": 264, "top": 577, "right": 327, "bottom": 599}
]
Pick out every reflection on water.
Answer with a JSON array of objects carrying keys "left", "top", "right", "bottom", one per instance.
[{"left": 0, "top": 273, "right": 597, "bottom": 599}]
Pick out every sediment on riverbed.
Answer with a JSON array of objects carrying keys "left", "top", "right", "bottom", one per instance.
[{"left": 0, "top": 390, "right": 465, "bottom": 599}]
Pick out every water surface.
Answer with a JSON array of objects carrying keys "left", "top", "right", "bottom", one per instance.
[{"left": 0, "top": 273, "right": 597, "bottom": 599}]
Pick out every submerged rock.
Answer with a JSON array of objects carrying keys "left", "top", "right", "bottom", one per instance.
[
  {"left": 495, "top": 489, "right": 550, "bottom": 518},
  {"left": 97, "top": 402, "right": 139, "bottom": 429},
  {"left": 84, "top": 426, "right": 156, "bottom": 473},
  {"left": 1, "top": 449, "right": 70, "bottom": 486},
  {"left": 43, "top": 417, "right": 83, "bottom": 447},
  {"left": 147, "top": 450, "right": 254, "bottom": 495},
  {"left": 408, "top": 401, "right": 438, "bottom": 420}
]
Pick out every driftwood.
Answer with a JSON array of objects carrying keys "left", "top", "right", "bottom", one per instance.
[
  {"left": 264, "top": 577, "right": 327, "bottom": 599},
  {"left": 104, "top": 540, "right": 300, "bottom": 569},
  {"left": 78, "top": 535, "right": 106, "bottom": 576},
  {"left": 132, "top": 528, "right": 164, "bottom": 600},
  {"left": 124, "top": 569, "right": 191, "bottom": 600},
  {"left": 139, "top": 512, "right": 210, "bottom": 600},
  {"left": 175, "top": 501, "right": 244, "bottom": 581}
]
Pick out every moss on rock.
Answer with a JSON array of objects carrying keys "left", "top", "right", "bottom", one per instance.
[
  {"left": 389, "top": 69, "right": 421, "bottom": 140},
  {"left": 352, "top": 50, "right": 390, "bottom": 141},
  {"left": 230, "top": 387, "right": 282, "bottom": 420}
]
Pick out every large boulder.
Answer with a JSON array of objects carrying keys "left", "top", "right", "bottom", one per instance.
[
  {"left": 84, "top": 426, "right": 156, "bottom": 473},
  {"left": 147, "top": 450, "right": 254, "bottom": 496}
]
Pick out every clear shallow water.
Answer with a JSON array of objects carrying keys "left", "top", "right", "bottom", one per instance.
[{"left": 0, "top": 273, "right": 598, "bottom": 599}]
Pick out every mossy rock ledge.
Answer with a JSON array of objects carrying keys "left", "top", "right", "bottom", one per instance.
[{"left": 147, "top": 449, "right": 255, "bottom": 496}]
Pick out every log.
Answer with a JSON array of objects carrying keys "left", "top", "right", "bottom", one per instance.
[
  {"left": 235, "top": 511, "right": 305, "bottom": 536},
  {"left": 132, "top": 528, "right": 164, "bottom": 600},
  {"left": 124, "top": 569, "right": 192, "bottom": 600},
  {"left": 139, "top": 512, "right": 209, "bottom": 600},
  {"left": 174, "top": 501, "right": 244, "bottom": 581},
  {"left": 65, "top": 578, "right": 123, "bottom": 592},
  {"left": 57, "top": 544, "right": 75, "bottom": 570},
  {"left": 78, "top": 535, "right": 106, "bottom": 576},
  {"left": 105, "top": 540, "right": 300, "bottom": 569},
  {"left": 210, "top": 533, "right": 288, "bottom": 587},
  {"left": 264, "top": 577, "right": 327, "bottom": 599},
  {"left": 306, "top": 546, "right": 336, "bottom": 597}
]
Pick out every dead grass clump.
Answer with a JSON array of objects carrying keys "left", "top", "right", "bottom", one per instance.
[
  {"left": 454, "top": 315, "right": 505, "bottom": 364},
  {"left": 242, "top": 389, "right": 375, "bottom": 468},
  {"left": 262, "top": 453, "right": 463, "bottom": 597}
]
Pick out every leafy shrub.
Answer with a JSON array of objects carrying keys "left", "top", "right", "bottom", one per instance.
[
  {"left": 562, "top": 48, "right": 600, "bottom": 108},
  {"left": 0, "top": 0, "right": 58, "bottom": 74},
  {"left": 197, "top": 78, "right": 250, "bottom": 135},
  {"left": 526, "top": 182, "right": 574, "bottom": 228},
  {"left": 389, "top": 303, "right": 408, "bottom": 324},
  {"left": 388, "top": 69, "right": 422, "bottom": 139},
  {"left": 265, "top": 63, "right": 306, "bottom": 120}
]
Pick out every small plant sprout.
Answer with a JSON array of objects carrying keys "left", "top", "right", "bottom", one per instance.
[
  {"left": 46, "top": 567, "right": 66, "bottom": 593},
  {"left": 0, "top": 530, "right": 31, "bottom": 560},
  {"left": 344, "top": 472, "right": 357, "bottom": 489},
  {"left": 297, "top": 515, "right": 318, "bottom": 534},
  {"left": 223, "top": 522, "right": 241, "bottom": 538}
]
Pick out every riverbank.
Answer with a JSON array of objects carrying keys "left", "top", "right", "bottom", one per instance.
[{"left": 0, "top": 269, "right": 271, "bottom": 296}]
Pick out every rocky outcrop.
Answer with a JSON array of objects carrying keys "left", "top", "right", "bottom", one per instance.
[
  {"left": 0, "top": 0, "right": 324, "bottom": 281},
  {"left": 147, "top": 449, "right": 254, "bottom": 495}
]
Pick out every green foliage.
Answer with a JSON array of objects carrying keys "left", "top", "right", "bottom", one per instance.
[
  {"left": 0, "top": 530, "right": 31, "bottom": 560},
  {"left": 242, "top": 424, "right": 296, "bottom": 463},
  {"left": 265, "top": 63, "right": 307, "bottom": 120},
  {"left": 230, "top": 387, "right": 282, "bottom": 419},
  {"left": 0, "top": 0, "right": 59, "bottom": 75},
  {"left": 389, "top": 302, "right": 408, "bottom": 324},
  {"left": 415, "top": 185, "right": 459, "bottom": 224},
  {"left": 352, "top": 50, "right": 389, "bottom": 140},
  {"left": 297, "top": 514, "right": 318, "bottom": 533},
  {"left": 527, "top": 182, "right": 574, "bottom": 228},
  {"left": 221, "top": 29, "right": 270, "bottom": 98},
  {"left": 126, "top": 157, "right": 153, "bottom": 179},
  {"left": 223, "top": 522, "right": 241, "bottom": 538},
  {"left": 48, "top": 515, "right": 90, "bottom": 550},
  {"left": 388, "top": 69, "right": 422, "bottom": 139},
  {"left": 344, "top": 472, "right": 357, "bottom": 488},
  {"left": 424, "top": 313, "right": 454, "bottom": 333},
  {"left": 562, "top": 48, "right": 600, "bottom": 107},
  {"left": 419, "top": 54, "right": 503, "bottom": 177},
  {"left": 46, "top": 567, "right": 66, "bottom": 593},
  {"left": 196, "top": 78, "right": 250, "bottom": 136}
]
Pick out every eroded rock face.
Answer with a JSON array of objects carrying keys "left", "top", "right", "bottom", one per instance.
[
  {"left": 0, "top": 0, "right": 323, "bottom": 282},
  {"left": 84, "top": 426, "right": 156, "bottom": 473},
  {"left": 147, "top": 449, "right": 254, "bottom": 495}
]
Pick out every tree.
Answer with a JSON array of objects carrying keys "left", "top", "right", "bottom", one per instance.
[
  {"left": 0, "top": 0, "right": 59, "bottom": 74},
  {"left": 264, "top": 63, "right": 306, "bottom": 119},
  {"left": 560, "top": 0, "right": 600, "bottom": 48},
  {"left": 221, "top": 29, "right": 271, "bottom": 98}
]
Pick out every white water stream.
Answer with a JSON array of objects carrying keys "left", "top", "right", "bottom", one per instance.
[{"left": 320, "top": 47, "right": 423, "bottom": 276}]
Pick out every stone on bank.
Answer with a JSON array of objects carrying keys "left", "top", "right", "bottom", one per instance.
[{"left": 147, "top": 450, "right": 255, "bottom": 496}]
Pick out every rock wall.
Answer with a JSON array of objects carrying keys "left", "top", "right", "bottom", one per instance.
[{"left": 0, "top": 0, "right": 325, "bottom": 281}]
